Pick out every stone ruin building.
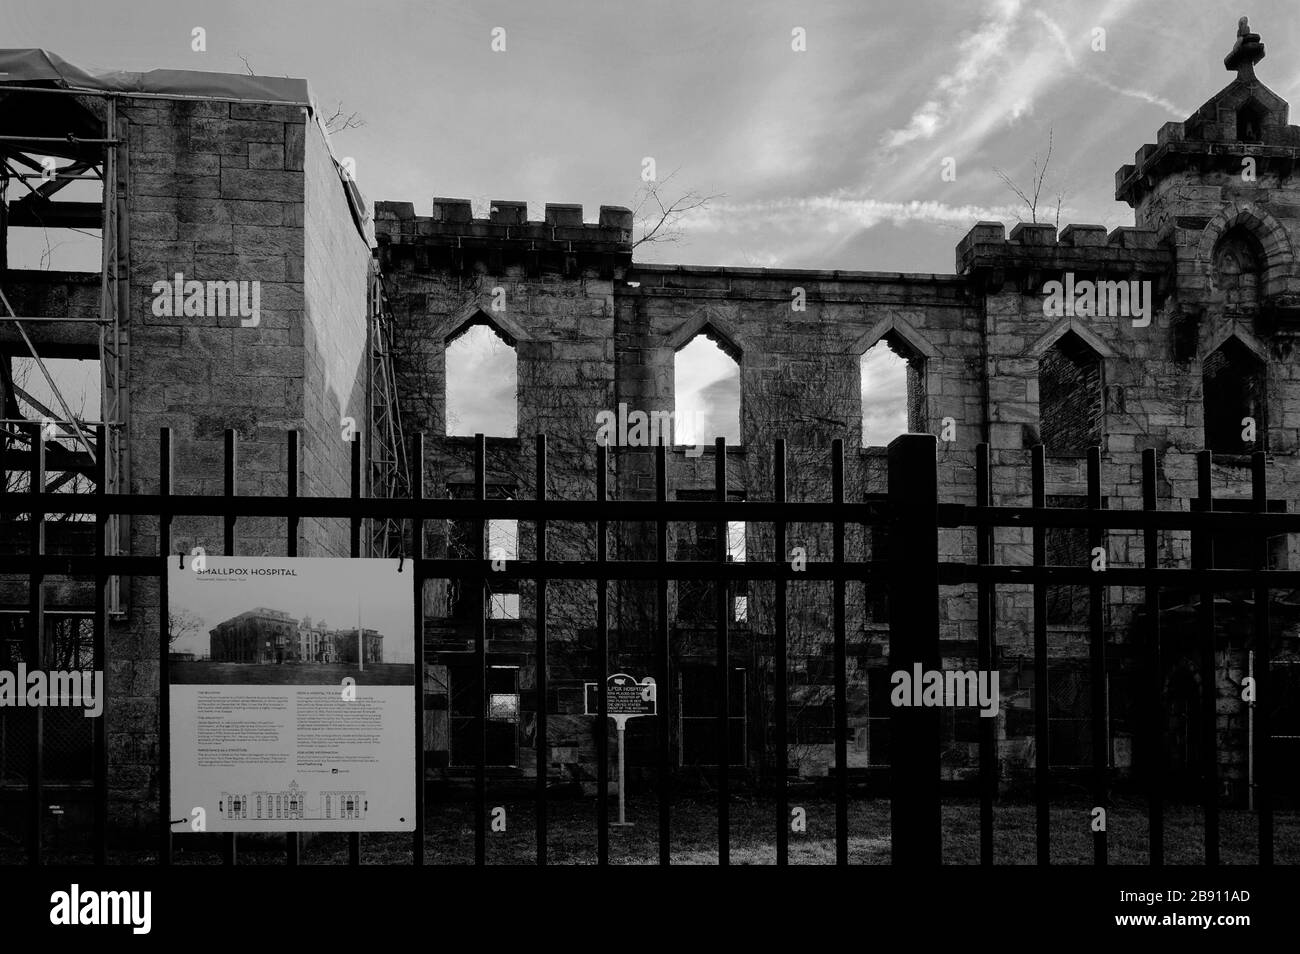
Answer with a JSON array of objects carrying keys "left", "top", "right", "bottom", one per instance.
[{"left": 1, "top": 20, "right": 1298, "bottom": 837}]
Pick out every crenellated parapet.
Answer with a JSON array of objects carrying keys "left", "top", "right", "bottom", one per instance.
[
  {"left": 956, "top": 221, "right": 1172, "bottom": 292},
  {"left": 374, "top": 198, "right": 633, "bottom": 278}
]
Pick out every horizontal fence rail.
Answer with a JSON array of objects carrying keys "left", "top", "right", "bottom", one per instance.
[
  {"left": 0, "top": 425, "right": 1288, "bottom": 865},
  {"left": 9, "top": 492, "right": 1300, "bottom": 531}
]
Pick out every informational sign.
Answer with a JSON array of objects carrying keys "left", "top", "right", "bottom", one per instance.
[
  {"left": 584, "top": 673, "right": 657, "bottom": 724},
  {"left": 584, "top": 673, "right": 656, "bottom": 826},
  {"left": 167, "top": 557, "right": 415, "bottom": 833}
]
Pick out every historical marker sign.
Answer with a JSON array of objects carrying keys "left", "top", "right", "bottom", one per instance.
[
  {"left": 584, "top": 673, "right": 656, "bottom": 720},
  {"left": 584, "top": 673, "right": 656, "bottom": 826}
]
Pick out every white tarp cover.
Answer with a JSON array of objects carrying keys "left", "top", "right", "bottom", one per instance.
[
  {"left": 0, "top": 48, "right": 311, "bottom": 104},
  {"left": 0, "top": 49, "right": 373, "bottom": 246}
]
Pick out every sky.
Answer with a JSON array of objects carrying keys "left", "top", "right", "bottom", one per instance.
[{"left": 8, "top": 0, "right": 1300, "bottom": 440}]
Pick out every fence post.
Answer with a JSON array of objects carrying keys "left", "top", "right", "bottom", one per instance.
[
  {"left": 27, "top": 421, "right": 45, "bottom": 867},
  {"left": 887, "top": 433, "right": 941, "bottom": 865}
]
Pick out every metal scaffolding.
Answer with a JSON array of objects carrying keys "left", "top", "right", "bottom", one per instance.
[
  {"left": 0, "top": 85, "right": 125, "bottom": 612},
  {"left": 368, "top": 262, "right": 411, "bottom": 557}
]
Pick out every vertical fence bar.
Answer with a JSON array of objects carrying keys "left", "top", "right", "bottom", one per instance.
[
  {"left": 832, "top": 439, "right": 848, "bottom": 865},
  {"left": 714, "top": 437, "right": 729, "bottom": 865},
  {"left": 288, "top": 436, "right": 297, "bottom": 548},
  {"left": 976, "top": 443, "right": 994, "bottom": 865},
  {"left": 1141, "top": 447, "right": 1163, "bottom": 864},
  {"left": 595, "top": 443, "right": 609, "bottom": 865},
  {"left": 348, "top": 433, "right": 362, "bottom": 867},
  {"left": 655, "top": 444, "right": 671, "bottom": 865},
  {"left": 93, "top": 424, "right": 107, "bottom": 864},
  {"left": 1252, "top": 451, "right": 1272, "bottom": 865},
  {"left": 1195, "top": 450, "right": 1218, "bottom": 865},
  {"left": 158, "top": 428, "right": 173, "bottom": 865},
  {"left": 350, "top": 435, "right": 362, "bottom": 563},
  {"left": 223, "top": 429, "right": 237, "bottom": 866},
  {"left": 774, "top": 439, "right": 788, "bottom": 867},
  {"left": 412, "top": 435, "right": 425, "bottom": 866},
  {"left": 222, "top": 429, "right": 236, "bottom": 553},
  {"left": 286, "top": 431, "right": 300, "bottom": 867},
  {"left": 887, "top": 434, "right": 940, "bottom": 864},
  {"left": 534, "top": 435, "right": 547, "bottom": 866},
  {"left": 1031, "top": 444, "right": 1049, "bottom": 866},
  {"left": 474, "top": 434, "right": 487, "bottom": 866},
  {"left": 26, "top": 421, "right": 44, "bottom": 866},
  {"left": 1087, "top": 446, "right": 1107, "bottom": 866}
]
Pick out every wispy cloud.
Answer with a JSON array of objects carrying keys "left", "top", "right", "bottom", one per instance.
[
  {"left": 1033, "top": 9, "right": 1079, "bottom": 70},
  {"left": 1034, "top": 8, "right": 1188, "bottom": 117},
  {"left": 882, "top": 0, "right": 1025, "bottom": 149},
  {"left": 696, "top": 194, "right": 1027, "bottom": 234},
  {"left": 1088, "top": 78, "right": 1187, "bottom": 116}
]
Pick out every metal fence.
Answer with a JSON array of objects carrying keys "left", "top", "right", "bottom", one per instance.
[{"left": 0, "top": 425, "right": 1291, "bottom": 865}]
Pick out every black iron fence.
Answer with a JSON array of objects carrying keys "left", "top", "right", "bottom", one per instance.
[{"left": 0, "top": 425, "right": 1291, "bottom": 864}]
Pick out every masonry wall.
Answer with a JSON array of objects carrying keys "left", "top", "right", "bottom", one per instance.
[
  {"left": 383, "top": 192, "right": 1300, "bottom": 796},
  {"left": 615, "top": 265, "right": 980, "bottom": 775},
  {"left": 362, "top": 51, "right": 1300, "bottom": 800},
  {"left": 376, "top": 199, "right": 627, "bottom": 784},
  {"left": 302, "top": 115, "right": 371, "bottom": 556},
  {"left": 98, "top": 94, "right": 371, "bottom": 831}
]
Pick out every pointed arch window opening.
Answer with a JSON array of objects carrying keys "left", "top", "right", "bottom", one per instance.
[
  {"left": 1038, "top": 330, "right": 1104, "bottom": 457},
  {"left": 1203, "top": 337, "right": 1267, "bottom": 455},
  {"left": 1211, "top": 225, "right": 1266, "bottom": 312},
  {"left": 444, "top": 315, "right": 519, "bottom": 439},
  {"left": 861, "top": 331, "right": 924, "bottom": 448},
  {"left": 673, "top": 328, "right": 741, "bottom": 448}
]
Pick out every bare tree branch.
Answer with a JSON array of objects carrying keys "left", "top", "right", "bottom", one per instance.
[
  {"left": 322, "top": 101, "right": 366, "bottom": 135},
  {"left": 994, "top": 127, "right": 1064, "bottom": 226},
  {"left": 631, "top": 168, "right": 723, "bottom": 248},
  {"left": 168, "top": 608, "right": 204, "bottom": 647},
  {"left": 993, "top": 167, "right": 1033, "bottom": 218}
]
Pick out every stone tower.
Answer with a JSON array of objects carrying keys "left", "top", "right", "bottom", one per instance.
[{"left": 1118, "top": 17, "right": 1300, "bottom": 391}]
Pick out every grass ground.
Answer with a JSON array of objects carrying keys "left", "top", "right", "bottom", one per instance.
[{"left": 6, "top": 795, "right": 1298, "bottom": 864}]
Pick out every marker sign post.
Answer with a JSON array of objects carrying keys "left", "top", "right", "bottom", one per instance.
[{"left": 584, "top": 673, "right": 656, "bottom": 826}]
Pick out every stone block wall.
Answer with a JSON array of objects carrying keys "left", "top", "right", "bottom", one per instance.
[
  {"left": 376, "top": 199, "right": 630, "bottom": 785},
  {"left": 94, "top": 93, "right": 371, "bottom": 832},
  {"left": 384, "top": 181, "right": 1300, "bottom": 792},
  {"left": 302, "top": 116, "right": 371, "bottom": 556}
]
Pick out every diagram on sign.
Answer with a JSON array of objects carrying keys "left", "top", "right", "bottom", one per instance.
[{"left": 216, "top": 780, "right": 369, "bottom": 821}]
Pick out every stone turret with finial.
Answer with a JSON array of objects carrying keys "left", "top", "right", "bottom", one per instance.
[{"left": 1225, "top": 16, "right": 1265, "bottom": 79}]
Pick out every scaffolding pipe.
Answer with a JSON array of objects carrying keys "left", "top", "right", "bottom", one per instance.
[
  {"left": 0, "top": 285, "right": 96, "bottom": 462},
  {"left": 1248, "top": 649, "right": 1255, "bottom": 812},
  {"left": 102, "top": 93, "right": 122, "bottom": 616},
  {"left": 0, "top": 135, "right": 120, "bottom": 144},
  {"left": 107, "top": 94, "right": 124, "bottom": 613},
  {"left": 0, "top": 316, "right": 111, "bottom": 324},
  {"left": 8, "top": 172, "right": 103, "bottom": 182}
]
